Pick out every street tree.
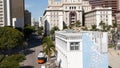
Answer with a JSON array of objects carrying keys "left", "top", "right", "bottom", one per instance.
[
  {"left": 0, "top": 27, "right": 24, "bottom": 55},
  {"left": 42, "top": 36, "right": 56, "bottom": 61},
  {"left": 76, "top": 20, "right": 81, "bottom": 27},
  {"left": 91, "top": 25, "right": 97, "bottom": 31},
  {"left": 38, "top": 26, "right": 43, "bottom": 35},
  {"left": 24, "top": 25, "right": 35, "bottom": 38},
  {"left": 50, "top": 26, "right": 59, "bottom": 40}
]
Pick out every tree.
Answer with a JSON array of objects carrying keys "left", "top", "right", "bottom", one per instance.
[
  {"left": 50, "top": 26, "right": 59, "bottom": 35},
  {"left": 38, "top": 26, "right": 43, "bottom": 35},
  {"left": 42, "top": 36, "right": 56, "bottom": 61},
  {"left": 113, "top": 22, "right": 117, "bottom": 28},
  {"left": 0, "top": 27, "right": 24, "bottom": 55},
  {"left": 76, "top": 20, "right": 81, "bottom": 27},
  {"left": 91, "top": 25, "right": 97, "bottom": 31},
  {"left": 24, "top": 25, "right": 35, "bottom": 38},
  {"left": 0, "top": 60, "right": 19, "bottom": 68},
  {"left": 0, "top": 54, "right": 25, "bottom": 68}
]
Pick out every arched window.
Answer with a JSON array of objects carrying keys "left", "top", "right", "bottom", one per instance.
[{"left": 69, "top": 12, "right": 77, "bottom": 24}]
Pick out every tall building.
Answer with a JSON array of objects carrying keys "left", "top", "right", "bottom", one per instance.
[
  {"left": 0, "top": 0, "right": 11, "bottom": 27},
  {"left": 24, "top": 10, "right": 31, "bottom": 26},
  {"left": 116, "top": 12, "right": 120, "bottom": 31},
  {"left": 11, "top": 0, "right": 24, "bottom": 28},
  {"left": 55, "top": 31, "right": 108, "bottom": 68},
  {"left": 43, "top": 0, "right": 91, "bottom": 34},
  {"left": 85, "top": 0, "right": 118, "bottom": 16},
  {"left": 119, "top": 0, "right": 120, "bottom": 10},
  {"left": 85, "top": 7, "right": 112, "bottom": 29}
]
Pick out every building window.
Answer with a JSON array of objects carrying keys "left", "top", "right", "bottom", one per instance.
[
  {"left": 74, "top": 6, "right": 76, "bottom": 9},
  {"left": 70, "top": 7, "right": 71, "bottom": 9},
  {"left": 70, "top": 42, "right": 80, "bottom": 50}
]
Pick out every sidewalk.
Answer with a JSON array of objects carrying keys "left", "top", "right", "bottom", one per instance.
[{"left": 108, "top": 48, "right": 120, "bottom": 68}]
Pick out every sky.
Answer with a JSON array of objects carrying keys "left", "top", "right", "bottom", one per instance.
[{"left": 25, "top": 0, "right": 48, "bottom": 21}]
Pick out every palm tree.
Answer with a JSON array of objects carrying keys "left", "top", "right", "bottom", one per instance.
[
  {"left": 91, "top": 25, "right": 97, "bottom": 31},
  {"left": 42, "top": 36, "right": 56, "bottom": 61}
]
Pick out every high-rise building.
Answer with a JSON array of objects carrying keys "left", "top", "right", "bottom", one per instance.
[
  {"left": 11, "top": 0, "right": 24, "bottom": 18},
  {"left": 0, "top": 0, "right": 24, "bottom": 28},
  {"left": 11, "top": 0, "right": 25, "bottom": 28},
  {"left": 0, "top": 0, "right": 11, "bottom": 27},
  {"left": 24, "top": 10, "right": 31, "bottom": 26},
  {"left": 119, "top": 0, "right": 120, "bottom": 10},
  {"left": 85, "top": 0, "right": 118, "bottom": 15}
]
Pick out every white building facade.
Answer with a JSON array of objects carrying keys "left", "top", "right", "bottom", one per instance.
[
  {"left": 85, "top": 7, "right": 112, "bottom": 29},
  {"left": 43, "top": 0, "right": 91, "bottom": 31},
  {"left": 55, "top": 31, "right": 108, "bottom": 68},
  {"left": 0, "top": 0, "right": 11, "bottom": 27}
]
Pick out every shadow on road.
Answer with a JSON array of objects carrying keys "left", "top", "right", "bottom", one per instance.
[
  {"left": 27, "top": 34, "right": 42, "bottom": 49},
  {"left": 23, "top": 49, "right": 35, "bottom": 56},
  {"left": 20, "top": 66, "right": 34, "bottom": 68}
]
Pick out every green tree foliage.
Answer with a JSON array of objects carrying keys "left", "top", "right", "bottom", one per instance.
[
  {"left": 50, "top": 26, "right": 59, "bottom": 35},
  {"left": 0, "top": 60, "right": 19, "bottom": 68},
  {"left": 24, "top": 25, "right": 35, "bottom": 38},
  {"left": 76, "top": 20, "right": 81, "bottom": 27},
  {"left": 91, "top": 25, "right": 97, "bottom": 31},
  {"left": 0, "top": 54, "right": 25, "bottom": 68},
  {"left": 0, "top": 27, "right": 24, "bottom": 51},
  {"left": 3, "top": 54, "right": 25, "bottom": 63},
  {"left": 0, "top": 55, "right": 4, "bottom": 62},
  {"left": 42, "top": 36, "right": 56, "bottom": 59},
  {"left": 38, "top": 26, "right": 43, "bottom": 35},
  {"left": 99, "top": 21, "right": 112, "bottom": 31},
  {"left": 113, "top": 22, "right": 117, "bottom": 28}
]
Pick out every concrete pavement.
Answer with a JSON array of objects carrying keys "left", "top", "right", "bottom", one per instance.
[
  {"left": 108, "top": 48, "right": 120, "bottom": 68},
  {"left": 20, "top": 45, "right": 43, "bottom": 68}
]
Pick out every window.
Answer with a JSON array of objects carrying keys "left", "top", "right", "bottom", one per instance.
[
  {"left": 70, "top": 7, "right": 71, "bottom": 9},
  {"left": 70, "top": 42, "right": 80, "bottom": 50},
  {"left": 74, "top": 6, "right": 76, "bottom": 9}
]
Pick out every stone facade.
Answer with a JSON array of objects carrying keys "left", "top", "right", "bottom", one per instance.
[
  {"left": 85, "top": 7, "right": 112, "bottom": 29},
  {"left": 43, "top": 0, "right": 91, "bottom": 31}
]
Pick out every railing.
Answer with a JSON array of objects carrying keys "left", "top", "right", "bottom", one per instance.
[{"left": 55, "top": 31, "right": 82, "bottom": 40}]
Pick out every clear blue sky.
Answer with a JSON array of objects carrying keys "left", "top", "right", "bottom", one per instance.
[{"left": 25, "top": 0, "right": 48, "bottom": 21}]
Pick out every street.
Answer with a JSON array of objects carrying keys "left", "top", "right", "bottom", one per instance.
[
  {"left": 20, "top": 34, "right": 43, "bottom": 68},
  {"left": 108, "top": 48, "right": 120, "bottom": 68}
]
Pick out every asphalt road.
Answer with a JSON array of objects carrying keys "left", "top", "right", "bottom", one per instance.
[{"left": 20, "top": 34, "right": 43, "bottom": 68}]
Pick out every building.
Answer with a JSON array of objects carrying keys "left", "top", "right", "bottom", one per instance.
[
  {"left": 119, "top": 0, "right": 120, "bottom": 10},
  {"left": 39, "top": 16, "right": 43, "bottom": 27},
  {"left": 43, "top": 0, "right": 92, "bottom": 32},
  {"left": 31, "top": 17, "right": 35, "bottom": 26},
  {"left": 116, "top": 12, "right": 120, "bottom": 31},
  {"left": 0, "top": 0, "right": 25, "bottom": 28},
  {"left": 85, "top": 7, "right": 112, "bottom": 29},
  {"left": 24, "top": 10, "right": 31, "bottom": 26},
  {"left": 85, "top": 0, "right": 118, "bottom": 16},
  {"left": 11, "top": 0, "right": 24, "bottom": 28},
  {"left": 0, "top": 0, "right": 11, "bottom": 27},
  {"left": 55, "top": 31, "right": 108, "bottom": 68}
]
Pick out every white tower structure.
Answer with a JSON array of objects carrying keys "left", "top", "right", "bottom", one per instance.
[{"left": 0, "top": 0, "right": 11, "bottom": 27}]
